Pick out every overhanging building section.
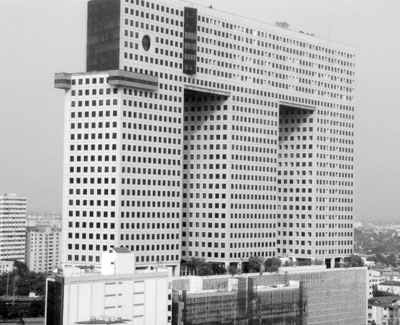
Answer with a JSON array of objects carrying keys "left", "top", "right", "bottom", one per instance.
[
  {"left": 107, "top": 70, "right": 158, "bottom": 91},
  {"left": 279, "top": 101, "right": 316, "bottom": 112},
  {"left": 54, "top": 73, "right": 72, "bottom": 90},
  {"left": 184, "top": 84, "right": 230, "bottom": 98}
]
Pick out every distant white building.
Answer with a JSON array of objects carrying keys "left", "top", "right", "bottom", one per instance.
[
  {"left": 368, "top": 269, "right": 384, "bottom": 298},
  {"left": 45, "top": 248, "right": 169, "bottom": 325},
  {"left": 368, "top": 296, "right": 400, "bottom": 325},
  {"left": 378, "top": 281, "right": 400, "bottom": 295},
  {"left": 26, "top": 225, "right": 61, "bottom": 273},
  {"left": 0, "top": 193, "right": 26, "bottom": 262},
  {"left": 0, "top": 260, "right": 14, "bottom": 275},
  {"left": 382, "top": 270, "right": 400, "bottom": 282},
  {"left": 26, "top": 213, "right": 62, "bottom": 228}
]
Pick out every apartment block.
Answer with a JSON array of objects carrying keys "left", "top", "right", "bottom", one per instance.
[
  {"left": 26, "top": 225, "right": 62, "bottom": 273},
  {"left": 0, "top": 193, "right": 27, "bottom": 262},
  {"left": 55, "top": 0, "right": 355, "bottom": 269},
  {"left": 368, "top": 296, "right": 400, "bottom": 325}
]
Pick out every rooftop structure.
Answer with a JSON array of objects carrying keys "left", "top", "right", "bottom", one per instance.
[{"left": 45, "top": 248, "right": 169, "bottom": 325}]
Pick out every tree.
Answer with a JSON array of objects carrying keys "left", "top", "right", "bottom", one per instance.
[
  {"left": 275, "top": 22, "right": 290, "bottom": 29},
  {"left": 211, "top": 263, "right": 226, "bottom": 275},
  {"left": 28, "top": 300, "right": 45, "bottom": 317},
  {"left": 184, "top": 258, "right": 222, "bottom": 276},
  {"left": 228, "top": 265, "right": 237, "bottom": 276},
  {"left": 198, "top": 264, "right": 214, "bottom": 276},
  {"left": 185, "top": 258, "right": 206, "bottom": 275},
  {"left": 247, "top": 256, "right": 263, "bottom": 273},
  {"left": 264, "top": 258, "right": 281, "bottom": 272},
  {"left": 344, "top": 254, "right": 365, "bottom": 267},
  {"left": 0, "top": 269, "right": 48, "bottom": 296},
  {"left": 387, "top": 254, "right": 398, "bottom": 267}
]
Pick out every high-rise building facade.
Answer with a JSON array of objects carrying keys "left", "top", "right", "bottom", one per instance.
[
  {"left": 26, "top": 225, "right": 62, "bottom": 273},
  {"left": 56, "top": 0, "right": 355, "bottom": 270},
  {"left": 0, "top": 193, "right": 27, "bottom": 262}
]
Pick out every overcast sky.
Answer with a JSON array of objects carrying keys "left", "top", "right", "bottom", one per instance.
[{"left": 1, "top": 0, "right": 399, "bottom": 221}]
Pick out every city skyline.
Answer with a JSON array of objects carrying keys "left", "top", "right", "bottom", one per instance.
[{"left": 1, "top": 0, "right": 400, "bottom": 222}]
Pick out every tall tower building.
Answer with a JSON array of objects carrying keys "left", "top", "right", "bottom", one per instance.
[
  {"left": 56, "top": 0, "right": 355, "bottom": 270},
  {"left": 0, "top": 193, "right": 27, "bottom": 262}
]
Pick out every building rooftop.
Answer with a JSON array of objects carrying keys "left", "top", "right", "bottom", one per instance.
[
  {"left": 369, "top": 296, "right": 400, "bottom": 308},
  {"left": 380, "top": 281, "right": 400, "bottom": 287}
]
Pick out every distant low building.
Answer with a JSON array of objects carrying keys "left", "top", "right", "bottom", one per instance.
[
  {"left": 368, "top": 269, "right": 384, "bottom": 298},
  {"left": 26, "top": 214, "right": 62, "bottom": 228},
  {"left": 0, "top": 260, "right": 14, "bottom": 274},
  {"left": 382, "top": 270, "right": 400, "bottom": 282},
  {"left": 26, "top": 225, "right": 61, "bottom": 273},
  {"left": 45, "top": 248, "right": 169, "bottom": 325},
  {"left": 378, "top": 281, "right": 400, "bottom": 295},
  {"left": 368, "top": 296, "right": 400, "bottom": 325}
]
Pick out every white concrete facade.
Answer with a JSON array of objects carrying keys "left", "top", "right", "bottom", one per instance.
[
  {"left": 368, "top": 269, "right": 384, "bottom": 298},
  {"left": 0, "top": 260, "right": 14, "bottom": 274},
  {"left": 26, "top": 225, "right": 61, "bottom": 273},
  {"left": 0, "top": 193, "right": 26, "bottom": 262},
  {"left": 56, "top": 0, "right": 355, "bottom": 268},
  {"left": 45, "top": 249, "right": 169, "bottom": 325}
]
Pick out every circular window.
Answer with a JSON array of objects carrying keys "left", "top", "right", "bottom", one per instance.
[{"left": 142, "top": 35, "right": 151, "bottom": 51}]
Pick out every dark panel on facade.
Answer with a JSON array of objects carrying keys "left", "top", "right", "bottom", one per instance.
[
  {"left": 87, "top": 0, "right": 120, "bottom": 72},
  {"left": 183, "top": 7, "right": 197, "bottom": 75},
  {"left": 45, "top": 279, "right": 63, "bottom": 325}
]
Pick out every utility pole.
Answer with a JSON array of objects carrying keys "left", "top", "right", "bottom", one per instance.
[
  {"left": 12, "top": 275, "right": 19, "bottom": 311},
  {"left": 392, "top": 270, "right": 394, "bottom": 295},
  {"left": 6, "top": 272, "right": 9, "bottom": 296}
]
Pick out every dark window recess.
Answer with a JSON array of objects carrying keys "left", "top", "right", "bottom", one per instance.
[
  {"left": 142, "top": 35, "right": 151, "bottom": 51},
  {"left": 183, "top": 7, "right": 197, "bottom": 75}
]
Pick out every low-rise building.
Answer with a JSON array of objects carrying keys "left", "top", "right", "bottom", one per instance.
[
  {"left": 26, "top": 225, "right": 61, "bottom": 273},
  {"left": 369, "top": 269, "right": 385, "bottom": 298},
  {"left": 0, "top": 260, "right": 14, "bottom": 274},
  {"left": 45, "top": 248, "right": 169, "bottom": 325},
  {"left": 382, "top": 271, "right": 400, "bottom": 282},
  {"left": 368, "top": 296, "right": 400, "bottom": 325},
  {"left": 378, "top": 281, "right": 400, "bottom": 295}
]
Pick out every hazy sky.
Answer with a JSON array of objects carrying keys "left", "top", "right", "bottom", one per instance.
[{"left": 1, "top": 0, "right": 399, "bottom": 221}]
